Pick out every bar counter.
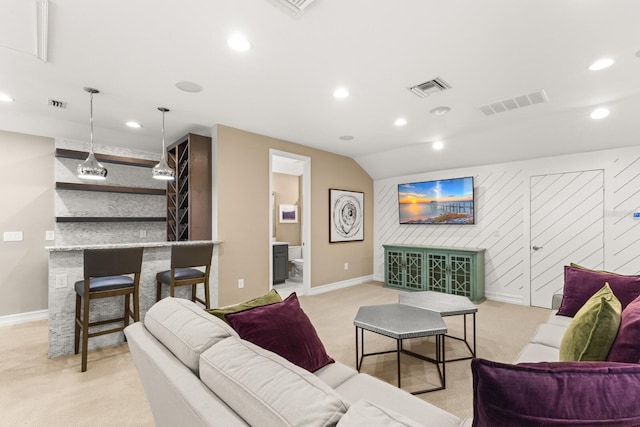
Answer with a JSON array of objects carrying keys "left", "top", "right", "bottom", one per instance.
[{"left": 46, "top": 240, "right": 219, "bottom": 358}]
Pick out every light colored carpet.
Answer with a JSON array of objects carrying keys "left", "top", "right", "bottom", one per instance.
[{"left": 0, "top": 282, "right": 551, "bottom": 425}]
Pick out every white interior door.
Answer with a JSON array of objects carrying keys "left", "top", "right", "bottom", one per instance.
[{"left": 530, "top": 170, "right": 604, "bottom": 308}]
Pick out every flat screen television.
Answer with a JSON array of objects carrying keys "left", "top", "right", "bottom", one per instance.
[{"left": 398, "top": 176, "right": 474, "bottom": 224}]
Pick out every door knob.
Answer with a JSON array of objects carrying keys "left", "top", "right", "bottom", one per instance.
[{"left": 532, "top": 246, "right": 543, "bottom": 251}]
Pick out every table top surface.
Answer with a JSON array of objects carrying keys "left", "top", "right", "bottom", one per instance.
[
  {"left": 354, "top": 303, "right": 447, "bottom": 339},
  {"left": 398, "top": 291, "right": 478, "bottom": 316}
]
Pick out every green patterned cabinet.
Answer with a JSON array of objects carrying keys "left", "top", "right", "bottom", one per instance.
[{"left": 384, "top": 245, "right": 485, "bottom": 303}]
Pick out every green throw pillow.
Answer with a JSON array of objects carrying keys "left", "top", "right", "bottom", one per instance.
[
  {"left": 559, "top": 283, "right": 622, "bottom": 361},
  {"left": 206, "top": 289, "right": 282, "bottom": 322}
]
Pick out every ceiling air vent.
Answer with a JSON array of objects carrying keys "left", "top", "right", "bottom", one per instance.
[
  {"left": 48, "top": 99, "right": 67, "bottom": 109},
  {"left": 408, "top": 77, "right": 452, "bottom": 98},
  {"left": 267, "top": 0, "right": 316, "bottom": 16},
  {"left": 479, "top": 89, "right": 548, "bottom": 116}
]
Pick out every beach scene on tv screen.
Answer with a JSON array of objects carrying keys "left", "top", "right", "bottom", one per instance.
[{"left": 398, "top": 178, "right": 474, "bottom": 224}]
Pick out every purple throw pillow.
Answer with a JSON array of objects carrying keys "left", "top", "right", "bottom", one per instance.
[
  {"left": 557, "top": 266, "right": 640, "bottom": 317},
  {"left": 608, "top": 295, "right": 640, "bottom": 363},
  {"left": 472, "top": 358, "right": 640, "bottom": 427},
  {"left": 225, "top": 292, "right": 334, "bottom": 372}
]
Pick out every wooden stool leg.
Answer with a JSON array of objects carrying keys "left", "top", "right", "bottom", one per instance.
[
  {"left": 191, "top": 284, "right": 197, "bottom": 302},
  {"left": 74, "top": 294, "right": 81, "bottom": 354},
  {"left": 81, "top": 296, "right": 90, "bottom": 372},
  {"left": 124, "top": 293, "right": 130, "bottom": 329},
  {"left": 133, "top": 288, "right": 139, "bottom": 322},
  {"left": 204, "top": 281, "right": 211, "bottom": 309},
  {"left": 156, "top": 281, "right": 162, "bottom": 302}
]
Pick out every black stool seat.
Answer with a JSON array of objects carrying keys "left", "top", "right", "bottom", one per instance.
[
  {"left": 74, "top": 276, "right": 134, "bottom": 297},
  {"left": 156, "top": 268, "right": 205, "bottom": 283}
]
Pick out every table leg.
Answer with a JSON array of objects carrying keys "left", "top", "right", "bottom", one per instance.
[
  {"left": 397, "top": 339, "right": 402, "bottom": 389},
  {"left": 355, "top": 326, "right": 359, "bottom": 371}
]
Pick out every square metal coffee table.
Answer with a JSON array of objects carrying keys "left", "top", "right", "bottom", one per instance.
[
  {"left": 354, "top": 303, "right": 447, "bottom": 394},
  {"left": 399, "top": 291, "right": 478, "bottom": 362}
]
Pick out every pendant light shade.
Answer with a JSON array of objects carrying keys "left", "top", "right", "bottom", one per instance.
[
  {"left": 152, "top": 107, "right": 175, "bottom": 180},
  {"left": 77, "top": 87, "right": 107, "bottom": 180}
]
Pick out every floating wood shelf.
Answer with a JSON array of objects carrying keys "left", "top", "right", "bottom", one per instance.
[
  {"left": 56, "top": 217, "right": 166, "bottom": 223},
  {"left": 55, "top": 148, "right": 158, "bottom": 168},
  {"left": 55, "top": 182, "right": 166, "bottom": 196}
]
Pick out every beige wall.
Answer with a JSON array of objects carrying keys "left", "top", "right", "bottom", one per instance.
[
  {"left": 0, "top": 131, "right": 54, "bottom": 316},
  {"left": 216, "top": 125, "right": 373, "bottom": 306},
  {"left": 273, "top": 172, "right": 301, "bottom": 245}
]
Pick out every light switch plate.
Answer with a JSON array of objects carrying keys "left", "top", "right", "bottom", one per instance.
[
  {"left": 46, "top": 230, "right": 55, "bottom": 240},
  {"left": 3, "top": 231, "right": 23, "bottom": 241}
]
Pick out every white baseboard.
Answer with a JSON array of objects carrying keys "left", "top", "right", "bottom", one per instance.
[
  {"left": 0, "top": 309, "right": 48, "bottom": 327},
  {"left": 484, "top": 291, "right": 524, "bottom": 305},
  {"left": 308, "top": 275, "right": 374, "bottom": 296}
]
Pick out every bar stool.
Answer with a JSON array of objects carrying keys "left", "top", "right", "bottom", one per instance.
[
  {"left": 74, "top": 247, "right": 144, "bottom": 372},
  {"left": 156, "top": 243, "right": 214, "bottom": 309}
]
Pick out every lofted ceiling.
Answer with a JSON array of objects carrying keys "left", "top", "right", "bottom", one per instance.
[{"left": 1, "top": 0, "right": 639, "bottom": 180}]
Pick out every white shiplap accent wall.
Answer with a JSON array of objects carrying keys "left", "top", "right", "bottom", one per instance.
[
  {"left": 373, "top": 145, "right": 640, "bottom": 306},
  {"left": 612, "top": 155, "right": 640, "bottom": 274},
  {"left": 375, "top": 167, "right": 526, "bottom": 304}
]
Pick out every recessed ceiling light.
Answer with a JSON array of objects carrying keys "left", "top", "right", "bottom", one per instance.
[
  {"left": 227, "top": 34, "right": 251, "bottom": 52},
  {"left": 0, "top": 93, "right": 15, "bottom": 102},
  {"left": 339, "top": 135, "right": 354, "bottom": 141},
  {"left": 432, "top": 141, "right": 444, "bottom": 150},
  {"left": 588, "top": 58, "right": 614, "bottom": 71},
  {"left": 175, "top": 81, "right": 203, "bottom": 93},
  {"left": 430, "top": 106, "right": 451, "bottom": 116},
  {"left": 333, "top": 88, "right": 349, "bottom": 99},
  {"left": 394, "top": 118, "right": 407, "bottom": 127},
  {"left": 590, "top": 107, "right": 610, "bottom": 120},
  {"left": 126, "top": 121, "right": 142, "bottom": 129}
]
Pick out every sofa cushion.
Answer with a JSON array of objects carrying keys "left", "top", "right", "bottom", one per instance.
[
  {"left": 314, "top": 361, "right": 358, "bottom": 389},
  {"left": 514, "top": 343, "right": 560, "bottom": 364},
  {"left": 472, "top": 358, "right": 640, "bottom": 427},
  {"left": 206, "top": 289, "right": 282, "bottom": 322},
  {"left": 336, "top": 400, "right": 424, "bottom": 427},
  {"left": 144, "top": 297, "right": 238, "bottom": 375},
  {"left": 529, "top": 323, "right": 567, "bottom": 349},
  {"left": 334, "top": 373, "right": 462, "bottom": 427},
  {"left": 225, "top": 292, "right": 334, "bottom": 372},
  {"left": 557, "top": 265, "right": 640, "bottom": 317},
  {"left": 608, "top": 294, "right": 640, "bottom": 363},
  {"left": 199, "top": 336, "right": 348, "bottom": 427},
  {"left": 559, "top": 283, "right": 621, "bottom": 361}
]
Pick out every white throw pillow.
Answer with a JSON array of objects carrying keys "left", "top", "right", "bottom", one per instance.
[
  {"left": 144, "top": 297, "right": 238, "bottom": 375},
  {"left": 200, "top": 336, "right": 348, "bottom": 426}
]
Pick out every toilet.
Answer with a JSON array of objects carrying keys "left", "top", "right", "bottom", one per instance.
[{"left": 288, "top": 246, "right": 303, "bottom": 280}]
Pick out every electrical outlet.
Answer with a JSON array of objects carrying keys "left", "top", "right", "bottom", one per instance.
[
  {"left": 3, "top": 231, "right": 23, "bottom": 241},
  {"left": 45, "top": 230, "right": 55, "bottom": 241},
  {"left": 139, "top": 229, "right": 147, "bottom": 238},
  {"left": 238, "top": 279, "right": 244, "bottom": 289},
  {"left": 55, "top": 274, "right": 67, "bottom": 289},
  {"left": 344, "top": 262, "right": 349, "bottom": 270}
]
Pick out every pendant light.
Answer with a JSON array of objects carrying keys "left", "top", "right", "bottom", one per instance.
[
  {"left": 152, "top": 107, "right": 175, "bottom": 180},
  {"left": 77, "top": 87, "right": 107, "bottom": 180}
]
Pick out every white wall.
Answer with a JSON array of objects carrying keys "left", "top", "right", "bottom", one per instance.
[{"left": 374, "top": 145, "right": 640, "bottom": 306}]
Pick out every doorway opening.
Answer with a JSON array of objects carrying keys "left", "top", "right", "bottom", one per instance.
[{"left": 269, "top": 150, "right": 311, "bottom": 296}]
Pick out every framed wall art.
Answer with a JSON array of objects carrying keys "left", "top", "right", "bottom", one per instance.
[
  {"left": 329, "top": 189, "right": 364, "bottom": 243},
  {"left": 279, "top": 204, "right": 298, "bottom": 223}
]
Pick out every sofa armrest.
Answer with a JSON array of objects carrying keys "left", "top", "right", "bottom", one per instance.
[{"left": 552, "top": 293, "right": 563, "bottom": 310}]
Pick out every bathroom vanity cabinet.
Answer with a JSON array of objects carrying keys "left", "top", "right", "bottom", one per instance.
[{"left": 273, "top": 243, "right": 289, "bottom": 284}]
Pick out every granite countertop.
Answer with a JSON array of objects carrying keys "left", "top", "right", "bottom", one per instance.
[{"left": 45, "top": 240, "right": 221, "bottom": 252}]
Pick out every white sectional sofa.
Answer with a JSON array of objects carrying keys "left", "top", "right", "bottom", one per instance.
[
  {"left": 124, "top": 297, "right": 472, "bottom": 427},
  {"left": 514, "top": 294, "right": 568, "bottom": 363}
]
